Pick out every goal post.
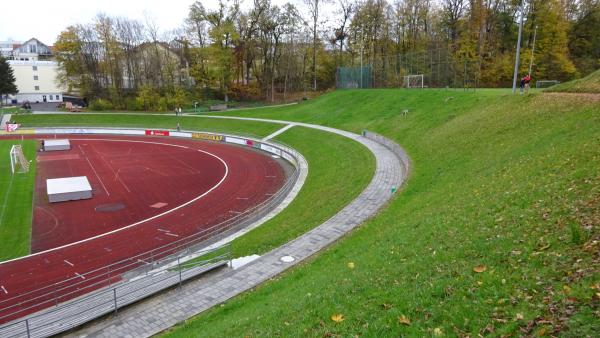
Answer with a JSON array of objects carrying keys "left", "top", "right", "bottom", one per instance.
[
  {"left": 403, "top": 74, "right": 424, "bottom": 89},
  {"left": 536, "top": 80, "right": 560, "bottom": 88},
  {"left": 10, "top": 145, "right": 29, "bottom": 174}
]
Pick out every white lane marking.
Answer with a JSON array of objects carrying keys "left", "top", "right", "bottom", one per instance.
[
  {"left": 75, "top": 273, "right": 85, "bottom": 280},
  {"left": 236, "top": 197, "right": 249, "bottom": 200},
  {"left": 1, "top": 286, "right": 7, "bottom": 294},
  {"left": 79, "top": 144, "right": 110, "bottom": 196},
  {"left": 64, "top": 259, "right": 74, "bottom": 266},
  {"left": 165, "top": 232, "right": 179, "bottom": 237},
  {"left": 266, "top": 175, "right": 276, "bottom": 178},
  {"left": 0, "top": 138, "right": 229, "bottom": 265},
  {"left": 157, "top": 229, "right": 169, "bottom": 233},
  {"left": 229, "top": 211, "right": 242, "bottom": 214}
]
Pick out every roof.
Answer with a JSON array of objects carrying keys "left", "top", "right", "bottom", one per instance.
[{"left": 14, "top": 37, "right": 50, "bottom": 51}]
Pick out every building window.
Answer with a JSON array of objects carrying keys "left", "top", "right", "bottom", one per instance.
[
  {"left": 34, "top": 86, "right": 40, "bottom": 91},
  {"left": 32, "top": 66, "right": 37, "bottom": 71},
  {"left": 33, "top": 75, "right": 39, "bottom": 80}
]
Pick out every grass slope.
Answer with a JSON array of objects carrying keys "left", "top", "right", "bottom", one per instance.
[
  {"left": 163, "top": 89, "right": 600, "bottom": 337},
  {"left": 13, "top": 114, "right": 281, "bottom": 139},
  {"left": 0, "top": 140, "right": 37, "bottom": 261},
  {"left": 232, "top": 126, "right": 374, "bottom": 257},
  {"left": 546, "top": 69, "right": 600, "bottom": 93}
]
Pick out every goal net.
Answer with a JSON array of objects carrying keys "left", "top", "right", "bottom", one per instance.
[
  {"left": 536, "top": 80, "right": 560, "bottom": 88},
  {"left": 403, "top": 74, "right": 424, "bottom": 89},
  {"left": 10, "top": 145, "right": 29, "bottom": 173}
]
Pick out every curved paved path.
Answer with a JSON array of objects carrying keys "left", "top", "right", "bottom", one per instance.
[{"left": 66, "top": 117, "right": 409, "bottom": 338}]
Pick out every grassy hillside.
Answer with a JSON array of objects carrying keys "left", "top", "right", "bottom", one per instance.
[
  {"left": 546, "top": 69, "right": 600, "bottom": 93},
  {"left": 0, "top": 140, "right": 37, "bottom": 261},
  {"left": 14, "top": 114, "right": 282, "bottom": 139},
  {"left": 163, "top": 89, "right": 600, "bottom": 337}
]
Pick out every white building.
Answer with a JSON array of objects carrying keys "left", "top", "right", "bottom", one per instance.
[
  {"left": 1, "top": 38, "right": 53, "bottom": 61},
  {"left": 2, "top": 37, "right": 65, "bottom": 104},
  {"left": 8, "top": 60, "right": 64, "bottom": 103}
]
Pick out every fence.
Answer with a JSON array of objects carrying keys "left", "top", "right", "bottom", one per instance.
[
  {"left": 338, "top": 47, "right": 480, "bottom": 90},
  {"left": 0, "top": 130, "right": 304, "bottom": 337}
]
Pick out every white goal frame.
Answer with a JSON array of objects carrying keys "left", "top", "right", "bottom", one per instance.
[
  {"left": 403, "top": 74, "right": 424, "bottom": 89},
  {"left": 10, "top": 145, "right": 29, "bottom": 174},
  {"left": 536, "top": 80, "right": 560, "bottom": 88}
]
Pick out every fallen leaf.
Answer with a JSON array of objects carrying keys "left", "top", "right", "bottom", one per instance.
[
  {"left": 381, "top": 303, "right": 393, "bottom": 310},
  {"left": 516, "top": 313, "right": 524, "bottom": 320},
  {"left": 433, "top": 327, "right": 443, "bottom": 336},
  {"left": 473, "top": 265, "right": 487, "bottom": 273},
  {"left": 347, "top": 262, "right": 355, "bottom": 269},
  {"left": 563, "top": 285, "right": 572, "bottom": 294},
  {"left": 331, "top": 314, "right": 345, "bottom": 323},
  {"left": 398, "top": 315, "right": 411, "bottom": 325}
]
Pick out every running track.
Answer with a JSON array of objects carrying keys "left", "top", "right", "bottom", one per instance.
[{"left": 0, "top": 135, "right": 285, "bottom": 323}]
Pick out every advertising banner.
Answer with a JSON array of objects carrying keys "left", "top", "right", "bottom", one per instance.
[
  {"left": 225, "top": 136, "right": 246, "bottom": 145},
  {"left": 260, "top": 143, "right": 282, "bottom": 156},
  {"left": 145, "top": 130, "right": 170, "bottom": 136},
  {"left": 192, "top": 133, "right": 224, "bottom": 142}
]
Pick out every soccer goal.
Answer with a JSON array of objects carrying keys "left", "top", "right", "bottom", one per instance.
[
  {"left": 403, "top": 74, "right": 424, "bottom": 89},
  {"left": 536, "top": 80, "right": 560, "bottom": 88},
  {"left": 10, "top": 145, "right": 30, "bottom": 174}
]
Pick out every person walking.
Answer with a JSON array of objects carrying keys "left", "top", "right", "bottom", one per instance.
[
  {"left": 523, "top": 74, "right": 531, "bottom": 94},
  {"left": 520, "top": 74, "right": 532, "bottom": 94}
]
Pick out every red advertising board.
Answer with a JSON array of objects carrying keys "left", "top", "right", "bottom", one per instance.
[{"left": 145, "top": 130, "right": 170, "bottom": 136}]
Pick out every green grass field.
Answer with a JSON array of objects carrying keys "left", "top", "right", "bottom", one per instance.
[
  {"left": 546, "top": 68, "right": 600, "bottom": 93},
  {"left": 14, "top": 114, "right": 282, "bottom": 139},
  {"left": 159, "top": 89, "right": 599, "bottom": 337},
  {"left": 0, "top": 140, "right": 37, "bottom": 261},
  {"left": 232, "top": 126, "right": 374, "bottom": 257}
]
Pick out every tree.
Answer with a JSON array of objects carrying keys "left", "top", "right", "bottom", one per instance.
[
  {"left": 0, "top": 56, "right": 18, "bottom": 106},
  {"left": 305, "top": 0, "right": 328, "bottom": 91}
]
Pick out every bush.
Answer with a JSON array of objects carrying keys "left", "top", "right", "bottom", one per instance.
[
  {"left": 89, "top": 99, "right": 113, "bottom": 111},
  {"left": 125, "top": 97, "right": 143, "bottom": 111},
  {"left": 228, "top": 83, "right": 261, "bottom": 101}
]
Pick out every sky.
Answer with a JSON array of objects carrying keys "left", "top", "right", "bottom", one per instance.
[{"left": 1, "top": 0, "right": 320, "bottom": 45}]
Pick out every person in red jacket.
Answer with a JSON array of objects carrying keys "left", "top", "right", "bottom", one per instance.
[{"left": 520, "top": 74, "right": 532, "bottom": 94}]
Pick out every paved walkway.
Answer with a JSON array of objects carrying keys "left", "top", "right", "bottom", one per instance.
[{"left": 63, "top": 117, "right": 409, "bottom": 338}]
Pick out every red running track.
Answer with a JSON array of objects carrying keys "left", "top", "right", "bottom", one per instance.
[{"left": 0, "top": 135, "right": 285, "bottom": 323}]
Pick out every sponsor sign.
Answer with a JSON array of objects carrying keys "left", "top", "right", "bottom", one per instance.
[
  {"left": 245, "top": 139, "right": 254, "bottom": 147},
  {"left": 145, "top": 130, "right": 170, "bottom": 136},
  {"left": 225, "top": 136, "right": 246, "bottom": 145},
  {"left": 260, "top": 143, "right": 282, "bottom": 156},
  {"left": 192, "top": 133, "right": 224, "bottom": 142},
  {"left": 5, "top": 123, "right": 20, "bottom": 132}
]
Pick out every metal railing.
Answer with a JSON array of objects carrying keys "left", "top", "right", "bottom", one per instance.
[
  {"left": 0, "top": 135, "right": 303, "bottom": 337},
  {"left": 0, "top": 244, "right": 231, "bottom": 338}
]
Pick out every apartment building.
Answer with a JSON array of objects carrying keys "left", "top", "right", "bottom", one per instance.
[{"left": 2, "top": 38, "right": 65, "bottom": 103}]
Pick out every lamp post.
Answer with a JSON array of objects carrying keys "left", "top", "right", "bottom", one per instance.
[{"left": 512, "top": 0, "right": 525, "bottom": 94}]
